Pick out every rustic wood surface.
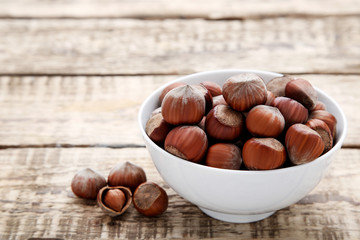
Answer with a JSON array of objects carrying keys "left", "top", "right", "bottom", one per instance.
[
  {"left": 0, "top": 17, "right": 359, "bottom": 75},
  {"left": 0, "top": 0, "right": 359, "bottom": 18},
  {"left": 1, "top": 148, "right": 359, "bottom": 239},
  {"left": 0, "top": 0, "right": 359, "bottom": 239},
  {"left": 0, "top": 74, "right": 358, "bottom": 147}
]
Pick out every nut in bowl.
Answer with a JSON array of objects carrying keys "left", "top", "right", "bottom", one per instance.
[{"left": 138, "top": 69, "right": 347, "bottom": 223}]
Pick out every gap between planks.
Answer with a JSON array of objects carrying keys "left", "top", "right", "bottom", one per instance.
[
  {"left": 0, "top": 13, "right": 359, "bottom": 21},
  {"left": 0, "top": 72, "right": 359, "bottom": 77},
  {"left": 0, "top": 145, "right": 358, "bottom": 150},
  {"left": 0, "top": 143, "right": 146, "bottom": 150}
]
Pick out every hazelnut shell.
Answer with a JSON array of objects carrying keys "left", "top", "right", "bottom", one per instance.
[{"left": 97, "top": 186, "right": 132, "bottom": 217}]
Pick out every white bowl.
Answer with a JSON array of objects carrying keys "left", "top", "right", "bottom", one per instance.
[{"left": 138, "top": 69, "right": 347, "bottom": 223}]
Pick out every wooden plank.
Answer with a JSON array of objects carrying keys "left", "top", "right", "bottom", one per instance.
[
  {"left": 0, "top": 148, "right": 359, "bottom": 239},
  {"left": 0, "top": 74, "right": 358, "bottom": 147},
  {"left": 0, "top": 0, "right": 359, "bottom": 19},
  {"left": 0, "top": 17, "right": 359, "bottom": 75}
]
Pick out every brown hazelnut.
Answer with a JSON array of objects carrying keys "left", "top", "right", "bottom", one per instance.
[
  {"left": 71, "top": 168, "right": 107, "bottom": 200},
  {"left": 164, "top": 125, "right": 208, "bottom": 163},
  {"left": 200, "top": 81, "right": 222, "bottom": 96},
  {"left": 245, "top": 105, "right": 285, "bottom": 137},
  {"left": 222, "top": 73, "right": 267, "bottom": 111},
  {"left": 312, "top": 101, "right": 326, "bottom": 112},
  {"left": 265, "top": 91, "right": 276, "bottom": 106},
  {"left": 205, "top": 104, "right": 244, "bottom": 141},
  {"left": 308, "top": 110, "right": 337, "bottom": 138},
  {"left": 146, "top": 112, "right": 172, "bottom": 146},
  {"left": 161, "top": 85, "right": 205, "bottom": 125},
  {"left": 212, "top": 95, "right": 228, "bottom": 108},
  {"left": 205, "top": 143, "right": 242, "bottom": 170},
  {"left": 159, "top": 82, "right": 186, "bottom": 103},
  {"left": 285, "top": 124, "right": 325, "bottom": 165},
  {"left": 192, "top": 84, "right": 213, "bottom": 114},
  {"left": 149, "top": 107, "right": 162, "bottom": 118},
  {"left": 272, "top": 96, "right": 308, "bottom": 127},
  {"left": 306, "top": 119, "right": 333, "bottom": 153},
  {"left": 266, "top": 75, "right": 294, "bottom": 97},
  {"left": 133, "top": 182, "right": 168, "bottom": 217},
  {"left": 285, "top": 78, "right": 318, "bottom": 110},
  {"left": 97, "top": 186, "right": 132, "bottom": 217},
  {"left": 108, "top": 162, "right": 147, "bottom": 192},
  {"left": 242, "top": 138, "right": 286, "bottom": 170}
]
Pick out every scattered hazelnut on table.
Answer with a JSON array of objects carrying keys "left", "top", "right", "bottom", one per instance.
[
  {"left": 108, "top": 161, "right": 147, "bottom": 193},
  {"left": 133, "top": 182, "right": 168, "bottom": 217},
  {"left": 97, "top": 186, "right": 132, "bottom": 217},
  {"left": 71, "top": 168, "right": 107, "bottom": 200},
  {"left": 72, "top": 162, "right": 168, "bottom": 217}
]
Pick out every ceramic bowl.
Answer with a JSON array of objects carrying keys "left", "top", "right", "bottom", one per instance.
[{"left": 138, "top": 69, "right": 347, "bottom": 223}]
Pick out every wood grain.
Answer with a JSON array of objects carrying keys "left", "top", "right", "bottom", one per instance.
[
  {"left": 0, "top": 74, "right": 357, "bottom": 147},
  {"left": 0, "top": 17, "right": 359, "bottom": 75},
  {"left": 0, "top": 0, "right": 359, "bottom": 19},
  {"left": 0, "top": 147, "right": 359, "bottom": 239}
]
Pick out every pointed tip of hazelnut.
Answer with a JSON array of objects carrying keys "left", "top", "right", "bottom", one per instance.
[
  {"left": 71, "top": 168, "right": 106, "bottom": 200},
  {"left": 222, "top": 73, "right": 267, "bottom": 111},
  {"left": 161, "top": 85, "right": 206, "bottom": 125},
  {"left": 108, "top": 162, "right": 147, "bottom": 192}
]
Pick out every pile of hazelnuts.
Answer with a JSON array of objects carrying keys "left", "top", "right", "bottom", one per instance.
[
  {"left": 146, "top": 73, "right": 337, "bottom": 170},
  {"left": 71, "top": 162, "right": 168, "bottom": 217}
]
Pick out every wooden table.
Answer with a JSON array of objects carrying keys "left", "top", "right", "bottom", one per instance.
[{"left": 1, "top": 1, "right": 359, "bottom": 239}]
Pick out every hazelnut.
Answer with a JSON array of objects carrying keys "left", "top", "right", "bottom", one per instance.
[
  {"left": 149, "top": 107, "right": 162, "bottom": 118},
  {"left": 133, "top": 182, "right": 168, "bottom": 217},
  {"left": 103, "top": 189, "right": 126, "bottom": 212},
  {"left": 242, "top": 138, "right": 287, "bottom": 170},
  {"left": 212, "top": 95, "right": 228, "bottom": 108},
  {"left": 285, "top": 124, "right": 325, "bottom": 165},
  {"left": 245, "top": 105, "right": 285, "bottom": 137},
  {"left": 145, "top": 112, "right": 172, "bottom": 146},
  {"left": 71, "top": 168, "right": 107, "bottom": 200},
  {"left": 164, "top": 125, "right": 208, "bottom": 163},
  {"left": 159, "top": 82, "right": 186, "bottom": 103},
  {"left": 312, "top": 101, "right": 326, "bottom": 112},
  {"left": 265, "top": 91, "right": 276, "bottom": 106},
  {"left": 200, "top": 81, "right": 222, "bottom": 96},
  {"left": 205, "top": 104, "right": 244, "bottom": 141},
  {"left": 198, "top": 116, "right": 206, "bottom": 131},
  {"left": 222, "top": 73, "right": 267, "bottom": 111},
  {"left": 108, "top": 162, "right": 147, "bottom": 192},
  {"left": 306, "top": 119, "right": 333, "bottom": 153},
  {"left": 285, "top": 78, "right": 318, "bottom": 110},
  {"left": 205, "top": 143, "right": 242, "bottom": 170},
  {"left": 161, "top": 85, "right": 205, "bottom": 125},
  {"left": 266, "top": 75, "right": 294, "bottom": 97},
  {"left": 308, "top": 110, "right": 337, "bottom": 138},
  {"left": 272, "top": 96, "right": 308, "bottom": 127},
  {"left": 192, "top": 84, "right": 213, "bottom": 114},
  {"left": 97, "top": 186, "right": 132, "bottom": 217}
]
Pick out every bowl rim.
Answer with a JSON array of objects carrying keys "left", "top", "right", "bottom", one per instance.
[{"left": 138, "top": 69, "right": 348, "bottom": 175}]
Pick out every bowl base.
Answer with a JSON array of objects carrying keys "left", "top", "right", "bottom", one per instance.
[{"left": 199, "top": 207, "right": 275, "bottom": 223}]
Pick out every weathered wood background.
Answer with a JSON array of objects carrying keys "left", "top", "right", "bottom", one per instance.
[{"left": 0, "top": 0, "right": 359, "bottom": 239}]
